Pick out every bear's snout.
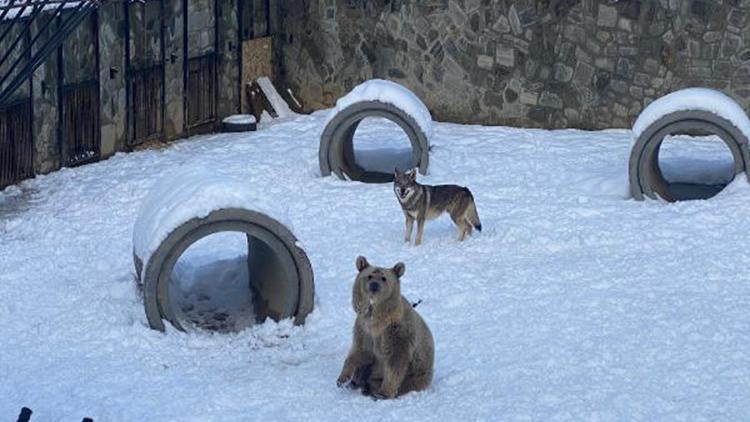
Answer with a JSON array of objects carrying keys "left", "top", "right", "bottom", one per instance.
[{"left": 368, "top": 282, "right": 380, "bottom": 293}]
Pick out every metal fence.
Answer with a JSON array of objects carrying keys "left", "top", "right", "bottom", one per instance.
[
  {"left": 186, "top": 53, "right": 217, "bottom": 130},
  {"left": 128, "top": 64, "right": 165, "bottom": 145},
  {"left": 0, "top": 98, "right": 33, "bottom": 189},
  {"left": 61, "top": 79, "right": 100, "bottom": 166}
]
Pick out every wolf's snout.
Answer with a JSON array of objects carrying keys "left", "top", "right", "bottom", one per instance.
[{"left": 368, "top": 282, "right": 380, "bottom": 293}]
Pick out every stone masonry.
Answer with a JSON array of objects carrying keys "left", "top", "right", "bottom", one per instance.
[{"left": 280, "top": 0, "right": 750, "bottom": 129}]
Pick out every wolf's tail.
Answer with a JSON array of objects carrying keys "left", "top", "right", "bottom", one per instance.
[{"left": 466, "top": 199, "right": 482, "bottom": 232}]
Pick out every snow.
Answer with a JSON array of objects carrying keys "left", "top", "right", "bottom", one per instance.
[
  {"left": 256, "top": 76, "right": 298, "bottom": 119},
  {"left": 170, "top": 232, "right": 255, "bottom": 333},
  {"left": 223, "top": 114, "right": 257, "bottom": 125},
  {"left": 260, "top": 110, "right": 274, "bottom": 123},
  {"left": 632, "top": 88, "right": 750, "bottom": 141},
  {"left": 323, "top": 79, "right": 434, "bottom": 139},
  {"left": 132, "top": 165, "right": 287, "bottom": 277},
  {"left": 2, "top": 114, "right": 750, "bottom": 420}
]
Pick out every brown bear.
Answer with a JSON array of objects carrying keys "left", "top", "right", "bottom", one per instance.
[{"left": 336, "top": 256, "right": 434, "bottom": 399}]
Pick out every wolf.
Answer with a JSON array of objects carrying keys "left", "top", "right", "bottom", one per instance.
[
  {"left": 393, "top": 168, "right": 482, "bottom": 246},
  {"left": 337, "top": 256, "right": 434, "bottom": 399}
]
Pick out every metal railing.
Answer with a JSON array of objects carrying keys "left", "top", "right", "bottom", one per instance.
[
  {"left": 0, "top": 97, "right": 33, "bottom": 189},
  {"left": 61, "top": 79, "right": 100, "bottom": 166}
]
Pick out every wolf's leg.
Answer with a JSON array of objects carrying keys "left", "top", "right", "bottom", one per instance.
[
  {"left": 456, "top": 223, "right": 467, "bottom": 241},
  {"left": 463, "top": 219, "right": 474, "bottom": 237},
  {"left": 415, "top": 219, "right": 426, "bottom": 246},
  {"left": 404, "top": 215, "right": 414, "bottom": 243},
  {"left": 449, "top": 211, "right": 468, "bottom": 241}
]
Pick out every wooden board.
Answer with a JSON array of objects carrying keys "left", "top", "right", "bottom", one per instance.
[{"left": 241, "top": 37, "right": 273, "bottom": 113}]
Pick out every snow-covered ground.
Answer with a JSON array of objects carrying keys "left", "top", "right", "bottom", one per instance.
[
  {"left": 1, "top": 112, "right": 749, "bottom": 420},
  {"left": 170, "top": 233, "right": 255, "bottom": 333}
]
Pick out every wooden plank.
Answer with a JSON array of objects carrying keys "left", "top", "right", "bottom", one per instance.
[{"left": 240, "top": 36, "right": 272, "bottom": 114}]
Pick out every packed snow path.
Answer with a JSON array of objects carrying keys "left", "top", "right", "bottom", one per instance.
[{"left": 1, "top": 113, "right": 749, "bottom": 420}]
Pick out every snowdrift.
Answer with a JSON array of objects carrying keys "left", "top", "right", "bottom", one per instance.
[
  {"left": 132, "top": 167, "right": 314, "bottom": 332},
  {"left": 319, "top": 79, "right": 432, "bottom": 183},
  {"left": 629, "top": 88, "right": 750, "bottom": 201}
]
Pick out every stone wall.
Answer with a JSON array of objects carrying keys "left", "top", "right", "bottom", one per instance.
[
  {"left": 31, "top": 18, "right": 59, "bottom": 174},
  {"left": 165, "top": 0, "right": 186, "bottom": 139},
  {"left": 98, "top": 3, "right": 127, "bottom": 156},
  {"left": 187, "top": 0, "right": 216, "bottom": 57},
  {"left": 217, "top": 0, "right": 240, "bottom": 118},
  {"left": 0, "top": 22, "right": 30, "bottom": 103},
  {"left": 280, "top": 0, "right": 750, "bottom": 129},
  {"left": 61, "top": 12, "right": 98, "bottom": 85}
]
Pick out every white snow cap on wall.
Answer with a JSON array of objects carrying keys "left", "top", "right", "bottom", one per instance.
[
  {"left": 323, "top": 79, "right": 434, "bottom": 138},
  {"left": 132, "top": 166, "right": 288, "bottom": 271},
  {"left": 632, "top": 88, "right": 750, "bottom": 140}
]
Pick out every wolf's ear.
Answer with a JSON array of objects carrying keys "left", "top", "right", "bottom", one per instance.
[
  {"left": 356, "top": 256, "right": 369, "bottom": 272},
  {"left": 394, "top": 168, "right": 401, "bottom": 177},
  {"left": 405, "top": 168, "right": 417, "bottom": 180},
  {"left": 393, "top": 262, "right": 405, "bottom": 278}
]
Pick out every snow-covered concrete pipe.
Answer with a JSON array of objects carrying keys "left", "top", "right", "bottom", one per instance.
[
  {"left": 629, "top": 88, "right": 750, "bottom": 201},
  {"left": 132, "top": 168, "right": 314, "bottom": 332},
  {"left": 319, "top": 80, "right": 432, "bottom": 183}
]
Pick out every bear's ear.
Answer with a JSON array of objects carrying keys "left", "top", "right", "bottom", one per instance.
[
  {"left": 393, "top": 262, "right": 405, "bottom": 278},
  {"left": 356, "top": 256, "right": 370, "bottom": 272}
]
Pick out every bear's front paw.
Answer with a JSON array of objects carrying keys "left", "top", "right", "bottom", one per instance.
[
  {"left": 371, "top": 385, "right": 397, "bottom": 400},
  {"left": 336, "top": 374, "right": 353, "bottom": 389}
]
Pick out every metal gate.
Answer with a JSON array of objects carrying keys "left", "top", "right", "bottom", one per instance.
[
  {"left": 126, "top": 0, "right": 165, "bottom": 146},
  {"left": 184, "top": 0, "right": 218, "bottom": 133},
  {"left": 61, "top": 80, "right": 100, "bottom": 165},
  {"left": 60, "top": 11, "right": 100, "bottom": 167},
  {"left": 186, "top": 53, "right": 216, "bottom": 130},
  {"left": 128, "top": 64, "right": 163, "bottom": 144},
  {"left": 0, "top": 99, "right": 33, "bottom": 190}
]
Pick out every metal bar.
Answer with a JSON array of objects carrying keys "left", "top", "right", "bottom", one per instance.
[
  {"left": 0, "top": 0, "right": 67, "bottom": 71},
  {"left": 0, "top": 0, "right": 18, "bottom": 21},
  {"left": 182, "top": 0, "right": 187, "bottom": 134},
  {"left": 0, "top": 0, "right": 20, "bottom": 42},
  {"left": 0, "top": 1, "right": 96, "bottom": 105},
  {"left": 159, "top": 0, "right": 165, "bottom": 140},
  {"left": 264, "top": 0, "right": 269, "bottom": 37},
  {"left": 249, "top": 0, "right": 255, "bottom": 40},
  {"left": 236, "top": 0, "right": 241, "bottom": 112},
  {"left": 123, "top": 0, "right": 130, "bottom": 143},
  {"left": 25, "top": 9, "right": 33, "bottom": 173},
  {"left": 213, "top": 0, "right": 218, "bottom": 119},
  {"left": 0, "top": 0, "right": 92, "bottom": 10},
  {"left": 0, "top": 2, "right": 43, "bottom": 70},
  {"left": 56, "top": 7, "right": 63, "bottom": 163},
  {"left": 93, "top": 6, "right": 100, "bottom": 156}
]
